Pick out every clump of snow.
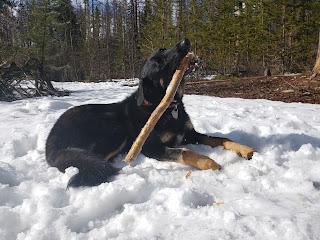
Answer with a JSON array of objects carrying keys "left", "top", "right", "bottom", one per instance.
[
  {"left": 1, "top": 81, "right": 320, "bottom": 240},
  {"left": 200, "top": 74, "right": 217, "bottom": 80}
]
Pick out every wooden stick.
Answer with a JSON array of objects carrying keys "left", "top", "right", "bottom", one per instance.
[{"left": 124, "top": 52, "right": 194, "bottom": 164}]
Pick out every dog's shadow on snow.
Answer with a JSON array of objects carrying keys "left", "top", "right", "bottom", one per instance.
[{"left": 207, "top": 130, "right": 320, "bottom": 153}]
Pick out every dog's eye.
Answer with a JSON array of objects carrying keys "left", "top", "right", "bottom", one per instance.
[{"left": 159, "top": 48, "right": 166, "bottom": 52}]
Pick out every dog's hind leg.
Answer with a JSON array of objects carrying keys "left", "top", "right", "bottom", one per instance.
[
  {"left": 104, "top": 137, "right": 128, "bottom": 161},
  {"left": 48, "top": 148, "right": 119, "bottom": 188}
]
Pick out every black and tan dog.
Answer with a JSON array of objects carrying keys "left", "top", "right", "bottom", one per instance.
[{"left": 46, "top": 38, "right": 255, "bottom": 188}]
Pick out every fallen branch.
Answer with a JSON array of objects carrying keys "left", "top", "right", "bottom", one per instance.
[
  {"left": 283, "top": 79, "right": 298, "bottom": 89},
  {"left": 124, "top": 52, "right": 194, "bottom": 164},
  {"left": 186, "top": 79, "right": 228, "bottom": 85},
  {"left": 0, "top": 59, "right": 68, "bottom": 101}
]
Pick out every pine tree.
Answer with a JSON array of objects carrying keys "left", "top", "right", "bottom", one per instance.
[
  {"left": 53, "top": 0, "right": 83, "bottom": 81},
  {"left": 0, "top": 0, "right": 17, "bottom": 62},
  {"left": 187, "top": 0, "right": 206, "bottom": 55},
  {"left": 26, "top": 0, "right": 62, "bottom": 89},
  {"left": 111, "top": 0, "right": 127, "bottom": 78},
  {"left": 139, "top": 0, "right": 175, "bottom": 55},
  {"left": 100, "top": 0, "right": 112, "bottom": 79},
  {"left": 139, "top": 0, "right": 155, "bottom": 57},
  {"left": 176, "top": 0, "right": 188, "bottom": 40},
  {"left": 211, "top": 0, "right": 239, "bottom": 74}
]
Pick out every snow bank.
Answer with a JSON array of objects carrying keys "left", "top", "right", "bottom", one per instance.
[{"left": 1, "top": 81, "right": 320, "bottom": 240}]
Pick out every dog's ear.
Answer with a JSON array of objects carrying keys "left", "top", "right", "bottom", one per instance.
[{"left": 136, "top": 80, "right": 144, "bottom": 106}]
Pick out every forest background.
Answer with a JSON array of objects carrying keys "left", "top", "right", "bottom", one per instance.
[{"left": 1, "top": 0, "right": 320, "bottom": 82}]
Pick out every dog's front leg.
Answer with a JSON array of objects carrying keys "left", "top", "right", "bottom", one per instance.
[
  {"left": 186, "top": 131, "right": 255, "bottom": 160},
  {"left": 176, "top": 148, "right": 221, "bottom": 170},
  {"left": 200, "top": 134, "right": 255, "bottom": 160},
  {"left": 143, "top": 146, "right": 220, "bottom": 171}
]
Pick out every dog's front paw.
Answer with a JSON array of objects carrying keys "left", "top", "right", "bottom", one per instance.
[
  {"left": 197, "top": 158, "right": 221, "bottom": 171},
  {"left": 180, "top": 148, "right": 221, "bottom": 171},
  {"left": 239, "top": 146, "right": 256, "bottom": 160}
]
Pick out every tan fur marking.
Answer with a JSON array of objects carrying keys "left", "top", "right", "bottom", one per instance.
[
  {"left": 198, "top": 136, "right": 255, "bottom": 160},
  {"left": 160, "top": 131, "right": 175, "bottom": 143},
  {"left": 185, "top": 120, "right": 194, "bottom": 130},
  {"left": 105, "top": 138, "right": 127, "bottom": 161},
  {"left": 160, "top": 78, "right": 164, "bottom": 87}
]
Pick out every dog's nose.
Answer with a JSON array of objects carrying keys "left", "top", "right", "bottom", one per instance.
[
  {"left": 181, "top": 38, "right": 190, "bottom": 48},
  {"left": 178, "top": 38, "right": 191, "bottom": 50}
]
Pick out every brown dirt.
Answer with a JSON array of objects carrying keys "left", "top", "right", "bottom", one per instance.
[{"left": 185, "top": 73, "right": 320, "bottom": 104}]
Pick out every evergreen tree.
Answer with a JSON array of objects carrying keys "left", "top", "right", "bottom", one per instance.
[
  {"left": 100, "top": 0, "right": 112, "bottom": 79},
  {"left": 176, "top": 0, "right": 188, "bottom": 40},
  {"left": 0, "top": 0, "right": 16, "bottom": 62},
  {"left": 53, "top": 0, "right": 83, "bottom": 81},
  {"left": 139, "top": 0, "right": 156, "bottom": 57},
  {"left": 211, "top": 0, "right": 240, "bottom": 74},
  {"left": 26, "top": 0, "right": 61, "bottom": 88},
  {"left": 139, "top": 0, "right": 175, "bottom": 55},
  {"left": 187, "top": 0, "right": 207, "bottom": 55}
]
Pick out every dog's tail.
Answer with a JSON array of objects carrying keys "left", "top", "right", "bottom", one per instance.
[{"left": 46, "top": 148, "right": 119, "bottom": 188}]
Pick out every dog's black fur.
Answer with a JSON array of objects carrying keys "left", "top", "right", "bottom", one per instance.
[{"left": 46, "top": 38, "right": 255, "bottom": 188}]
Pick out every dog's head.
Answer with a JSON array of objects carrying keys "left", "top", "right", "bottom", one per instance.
[{"left": 137, "top": 38, "right": 202, "bottom": 106}]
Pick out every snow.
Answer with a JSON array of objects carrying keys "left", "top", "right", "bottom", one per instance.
[{"left": 1, "top": 81, "right": 320, "bottom": 240}]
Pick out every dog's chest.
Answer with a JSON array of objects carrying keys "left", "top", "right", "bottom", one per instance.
[
  {"left": 157, "top": 106, "right": 188, "bottom": 146},
  {"left": 159, "top": 130, "right": 184, "bottom": 146}
]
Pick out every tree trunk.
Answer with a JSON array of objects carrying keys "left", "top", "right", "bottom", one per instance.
[
  {"left": 311, "top": 31, "right": 320, "bottom": 79},
  {"left": 281, "top": 5, "right": 286, "bottom": 74},
  {"left": 131, "top": 0, "right": 138, "bottom": 56}
]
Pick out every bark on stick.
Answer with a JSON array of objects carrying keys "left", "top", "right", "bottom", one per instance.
[{"left": 124, "top": 52, "right": 194, "bottom": 164}]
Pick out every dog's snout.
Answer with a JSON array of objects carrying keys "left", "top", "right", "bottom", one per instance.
[
  {"left": 181, "top": 38, "right": 190, "bottom": 48},
  {"left": 177, "top": 38, "right": 191, "bottom": 51}
]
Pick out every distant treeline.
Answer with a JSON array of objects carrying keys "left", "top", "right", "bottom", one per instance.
[{"left": 1, "top": 0, "right": 320, "bottom": 82}]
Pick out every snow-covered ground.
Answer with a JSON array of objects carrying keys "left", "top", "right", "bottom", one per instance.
[{"left": 1, "top": 81, "right": 320, "bottom": 240}]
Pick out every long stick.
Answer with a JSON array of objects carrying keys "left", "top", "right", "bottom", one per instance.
[{"left": 124, "top": 52, "right": 194, "bottom": 164}]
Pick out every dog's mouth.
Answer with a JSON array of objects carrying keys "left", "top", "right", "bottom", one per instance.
[{"left": 184, "top": 54, "right": 203, "bottom": 76}]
